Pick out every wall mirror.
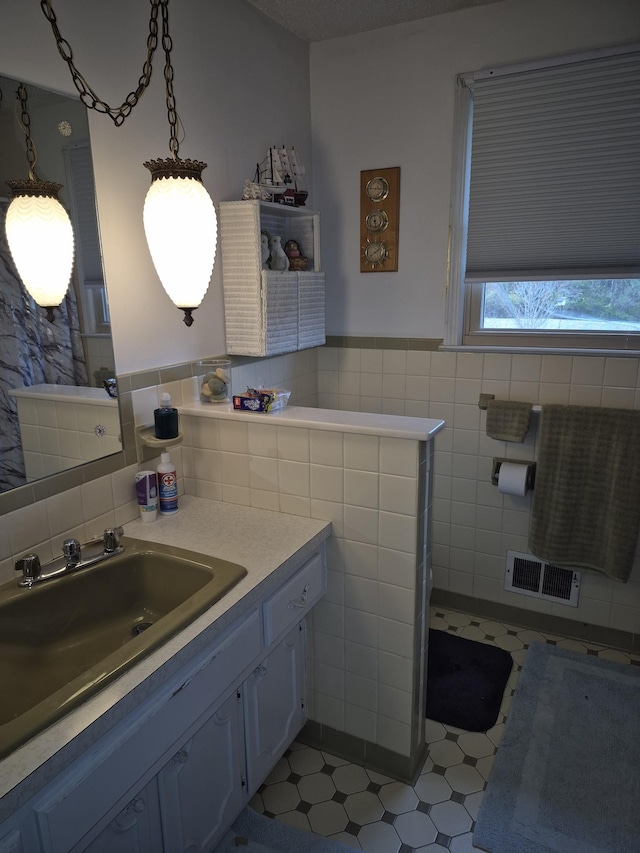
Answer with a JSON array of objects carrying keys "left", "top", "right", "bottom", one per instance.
[{"left": 0, "top": 72, "right": 121, "bottom": 496}]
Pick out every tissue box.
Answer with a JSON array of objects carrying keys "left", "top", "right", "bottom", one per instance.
[{"left": 232, "top": 388, "right": 290, "bottom": 413}]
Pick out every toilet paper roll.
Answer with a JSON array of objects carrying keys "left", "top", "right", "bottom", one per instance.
[{"left": 498, "top": 461, "right": 530, "bottom": 496}]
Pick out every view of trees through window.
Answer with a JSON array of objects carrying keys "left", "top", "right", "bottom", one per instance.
[{"left": 482, "top": 281, "right": 640, "bottom": 331}]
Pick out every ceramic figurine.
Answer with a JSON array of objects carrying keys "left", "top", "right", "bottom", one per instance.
[
  {"left": 261, "top": 231, "right": 271, "bottom": 269},
  {"left": 269, "top": 235, "right": 290, "bottom": 271}
]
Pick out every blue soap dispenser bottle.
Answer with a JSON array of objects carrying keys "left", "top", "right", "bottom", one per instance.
[{"left": 154, "top": 392, "right": 179, "bottom": 440}]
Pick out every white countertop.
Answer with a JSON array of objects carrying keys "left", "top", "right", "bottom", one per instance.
[
  {"left": 180, "top": 402, "right": 445, "bottom": 441},
  {"left": 0, "top": 497, "right": 330, "bottom": 817}
]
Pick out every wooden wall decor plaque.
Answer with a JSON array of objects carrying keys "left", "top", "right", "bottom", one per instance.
[{"left": 360, "top": 166, "right": 400, "bottom": 273}]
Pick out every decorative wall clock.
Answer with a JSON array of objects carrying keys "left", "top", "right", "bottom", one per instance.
[{"left": 360, "top": 167, "right": 400, "bottom": 272}]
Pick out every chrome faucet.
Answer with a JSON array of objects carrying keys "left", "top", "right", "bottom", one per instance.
[{"left": 15, "top": 527, "right": 125, "bottom": 588}]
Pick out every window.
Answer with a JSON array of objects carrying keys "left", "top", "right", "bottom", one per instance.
[
  {"left": 446, "top": 44, "right": 640, "bottom": 351},
  {"left": 64, "top": 142, "right": 110, "bottom": 334}
]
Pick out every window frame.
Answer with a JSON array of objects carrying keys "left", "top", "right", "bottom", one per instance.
[{"left": 445, "top": 53, "right": 640, "bottom": 354}]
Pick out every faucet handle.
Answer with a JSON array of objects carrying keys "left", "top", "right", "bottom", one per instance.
[
  {"left": 15, "top": 553, "right": 41, "bottom": 581},
  {"left": 63, "top": 538, "right": 82, "bottom": 565},
  {"left": 103, "top": 526, "right": 124, "bottom": 552}
]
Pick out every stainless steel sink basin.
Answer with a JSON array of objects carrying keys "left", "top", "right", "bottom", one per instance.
[{"left": 0, "top": 536, "right": 247, "bottom": 758}]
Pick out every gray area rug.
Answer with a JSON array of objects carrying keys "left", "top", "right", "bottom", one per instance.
[
  {"left": 214, "top": 807, "right": 359, "bottom": 853},
  {"left": 473, "top": 642, "right": 640, "bottom": 853}
]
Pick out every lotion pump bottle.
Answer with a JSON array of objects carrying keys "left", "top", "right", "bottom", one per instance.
[
  {"left": 157, "top": 452, "right": 178, "bottom": 514},
  {"left": 154, "top": 392, "right": 179, "bottom": 440}
]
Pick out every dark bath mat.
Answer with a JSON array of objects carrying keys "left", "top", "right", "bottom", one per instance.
[{"left": 426, "top": 628, "right": 513, "bottom": 732}]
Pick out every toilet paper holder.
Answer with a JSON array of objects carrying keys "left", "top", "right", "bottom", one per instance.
[{"left": 491, "top": 458, "right": 536, "bottom": 489}]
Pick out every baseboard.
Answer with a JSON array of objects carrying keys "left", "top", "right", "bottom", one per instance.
[
  {"left": 431, "top": 589, "right": 639, "bottom": 654},
  {"left": 298, "top": 721, "right": 427, "bottom": 786}
]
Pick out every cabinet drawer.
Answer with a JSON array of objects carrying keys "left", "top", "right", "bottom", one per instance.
[{"left": 263, "top": 552, "right": 325, "bottom": 645}]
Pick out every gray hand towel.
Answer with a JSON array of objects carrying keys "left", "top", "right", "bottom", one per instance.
[
  {"left": 529, "top": 404, "right": 640, "bottom": 582},
  {"left": 486, "top": 399, "right": 532, "bottom": 442}
]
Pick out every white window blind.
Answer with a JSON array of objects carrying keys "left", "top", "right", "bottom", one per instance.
[
  {"left": 465, "top": 45, "right": 640, "bottom": 283},
  {"left": 65, "top": 142, "right": 104, "bottom": 287}
]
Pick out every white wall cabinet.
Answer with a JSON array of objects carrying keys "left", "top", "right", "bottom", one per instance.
[
  {"left": 0, "top": 549, "right": 326, "bottom": 853},
  {"left": 219, "top": 200, "right": 325, "bottom": 356}
]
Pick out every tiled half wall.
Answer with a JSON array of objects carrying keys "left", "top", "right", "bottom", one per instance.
[{"left": 317, "top": 345, "right": 640, "bottom": 640}]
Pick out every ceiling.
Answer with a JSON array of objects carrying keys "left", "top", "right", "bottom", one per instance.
[{"left": 245, "top": 0, "right": 506, "bottom": 42}]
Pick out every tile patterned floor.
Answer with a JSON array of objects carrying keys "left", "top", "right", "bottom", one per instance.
[{"left": 249, "top": 606, "right": 640, "bottom": 852}]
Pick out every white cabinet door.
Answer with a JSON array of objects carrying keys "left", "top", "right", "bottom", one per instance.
[
  {"left": 82, "top": 780, "right": 163, "bottom": 853},
  {"left": 244, "top": 622, "right": 306, "bottom": 794},
  {"left": 157, "top": 690, "right": 246, "bottom": 853}
]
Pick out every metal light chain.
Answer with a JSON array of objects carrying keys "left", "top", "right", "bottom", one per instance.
[
  {"left": 16, "top": 84, "right": 38, "bottom": 181},
  {"left": 160, "top": 0, "right": 180, "bottom": 158},
  {"left": 39, "top": 0, "right": 163, "bottom": 128}
]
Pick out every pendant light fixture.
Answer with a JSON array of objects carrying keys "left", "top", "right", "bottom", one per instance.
[
  {"left": 5, "top": 83, "right": 74, "bottom": 322},
  {"left": 41, "top": 0, "right": 217, "bottom": 326}
]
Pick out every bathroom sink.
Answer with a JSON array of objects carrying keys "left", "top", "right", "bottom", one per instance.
[{"left": 0, "top": 537, "right": 247, "bottom": 758}]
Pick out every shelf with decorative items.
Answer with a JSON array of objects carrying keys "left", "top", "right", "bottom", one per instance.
[{"left": 219, "top": 200, "right": 325, "bottom": 357}]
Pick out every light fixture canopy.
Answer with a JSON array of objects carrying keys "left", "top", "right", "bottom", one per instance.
[{"left": 143, "top": 158, "right": 217, "bottom": 327}]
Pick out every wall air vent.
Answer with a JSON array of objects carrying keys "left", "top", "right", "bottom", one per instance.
[{"left": 505, "top": 551, "right": 581, "bottom": 607}]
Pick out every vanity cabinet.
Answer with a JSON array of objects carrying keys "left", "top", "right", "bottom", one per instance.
[
  {"left": 82, "top": 780, "right": 163, "bottom": 853},
  {"left": 0, "top": 548, "right": 326, "bottom": 853},
  {"left": 219, "top": 200, "right": 325, "bottom": 356},
  {"left": 243, "top": 623, "right": 306, "bottom": 794},
  {"left": 157, "top": 691, "right": 246, "bottom": 853}
]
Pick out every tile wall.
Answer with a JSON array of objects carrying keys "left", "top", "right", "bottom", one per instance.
[
  {"left": 0, "top": 350, "right": 318, "bottom": 588},
  {"left": 178, "top": 409, "right": 432, "bottom": 772},
  {"left": 317, "top": 346, "right": 640, "bottom": 637},
  {"left": 15, "top": 395, "right": 121, "bottom": 481}
]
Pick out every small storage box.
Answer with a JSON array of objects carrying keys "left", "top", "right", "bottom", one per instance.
[{"left": 232, "top": 388, "right": 290, "bottom": 413}]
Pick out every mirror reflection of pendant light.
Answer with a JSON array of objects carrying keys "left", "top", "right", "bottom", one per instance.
[
  {"left": 41, "top": 0, "right": 216, "bottom": 327},
  {"left": 5, "top": 84, "right": 74, "bottom": 323}
]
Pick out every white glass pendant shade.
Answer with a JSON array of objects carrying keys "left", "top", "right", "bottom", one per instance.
[
  {"left": 143, "top": 169, "right": 217, "bottom": 326},
  {"left": 5, "top": 191, "right": 74, "bottom": 315}
]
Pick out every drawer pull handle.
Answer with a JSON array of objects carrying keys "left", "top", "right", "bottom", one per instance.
[{"left": 288, "top": 583, "right": 309, "bottom": 609}]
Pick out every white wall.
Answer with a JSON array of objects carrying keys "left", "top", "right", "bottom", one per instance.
[
  {"left": 310, "top": 0, "right": 640, "bottom": 338},
  {"left": 1, "top": 0, "right": 312, "bottom": 373}
]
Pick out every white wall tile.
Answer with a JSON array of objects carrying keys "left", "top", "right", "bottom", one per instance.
[
  {"left": 378, "top": 512, "right": 417, "bottom": 554},
  {"left": 344, "top": 434, "right": 379, "bottom": 471},
  {"left": 571, "top": 356, "right": 605, "bottom": 386},
  {"left": 360, "top": 349, "right": 384, "bottom": 373},
  {"left": 379, "top": 474, "right": 418, "bottom": 516},
  {"left": 278, "top": 460, "right": 310, "bottom": 496},
  {"left": 248, "top": 422, "right": 277, "bottom": 457},
  {"left": 221, "top": 453, "right": 250, "bottom": 487},
  {"left": 378, "top": 548, "right": 417, "bottom": 590},
  {"left": 383, "top": 350, "right": 407, "bottom": 375},
  {"left": 541, "top": 355, "right": 573, "bottom": 384},
  {"left": 249, "top": 456, "right": 279, "bottom": 492},
  {"left": 483, "top": 353, "right": 511, "bottom": 381},
  {"left": 406, "top": 351, "right": 431, "bottom": 376},
  {"left": 345, "top": 674, "right": 378, "bottom": 712},
  {"left": 344, "top": 505, "right": 379, "bottom": 545},
  {"left": 344, "top": 469, "right": 379, "bottom": 509},
  {"left": 218, "top": 420, "right": 249, "bottom": 453},
  {"left": 604, "top": 357, "right": 638, "bottom": 388},
  {"left": 511, "top": 355, "right": 541, "bottom": 383},
  {"left": 310, "top": 464, "right": 344, "bottom": 503},
  {"left": 380, "top": 438, "right": 418, "bottom": 477}
]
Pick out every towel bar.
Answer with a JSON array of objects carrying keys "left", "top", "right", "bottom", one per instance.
[{"left": 478, "top": 393, "right": 541, "bottom": 413}]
